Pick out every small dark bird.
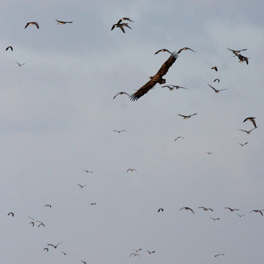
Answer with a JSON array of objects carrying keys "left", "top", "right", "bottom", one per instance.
[
  {"left": 113, "top": 91, "right": 130, "bottom": 99},
  {"left": 236, "top": 54, "right": 249, "bottom": 64},
  {"left": 6, "top": 46, "right": 13, "bottom": 51},
  {"left": 174, "top": 136, "right": 184, "bottom": 141},
  {"left": 162, "top": 85, "right": 189, "bottom": 90},
  {"left": 147, "top": 250, "right": 155, "bottom": 254},
  {"left": 210, "top": 217, "right": 220, "bottom": 221},
  {"left": 198, "top": 207, "right": 213, "bottom": 211},
  {"left": 213, "top": 78, "right": 220, "bottom": 82},
  {"left": 90, "top": 203, "right": 96, "bottom": 205},
  {"left": 38, "top": 222, "right": 45, "bottom": 228},
  {"left": 47, "top": 241, "right": 63, "bottom": 249},
  {"left": 178, "top": 113, "right": 197, "bottom": 119},
  {"left": 238, "top": 128, "right": 257, "bottom": 134},
  {"left": 133, "top": 248, "right": 142, "bottom": 252},
  {"left": 8, "top": 212, "right": 14, "bottom": 217},
  {"left": 211, "top": 66, "right": 218, "bottom": 71},
  {"left": 215, "top": 254, "right": 225, "bottom": 257},
  {"left": 177, "top": 47, "right": 195, "bottom": 54},
  {"left": 43, "top": 248, "right": 49, "bottom": 252},
  {"left": 117, "top": 17, "right": 134, "bottom": 24},
  {"left": 16, "top": 62, "right": 25, "bottom": 67},
  {"left": 243, "top": 117, "right": 257, "bottom": 128},
  {"left": 78, "top": 184, "right": 86, "bottom": 188},
  {"left": 127, "top": 168, "right": 137, "bottom": 173},
  {"left": 225, "top": 207, "right": 239, "bottom": 212},
  {"left": 129, "top": 253, "right": 141, "bottom": 258},
  {"left": 157, "top": 208, "right": 164, "bottom": 212},
  {"left": 113, "top": 130, "right": 125, "bottom": 133},
  {"left": 81, "top": 261, "right": 87, "bottom": 264},
  {"left": 250, "top": 210, "right": 263, "bottom": 216},
  {"left": 207, "top": 152, "right": 213, "bottom": 155},
  {"left": 111, "top": 23, "right": 131, "bottom": 33},
  {"left": 238, "top": 142, "right": 248, "bottom": 147},
  {"left": 227, "top": 48, "right": 247, "bottom": 55},
  {"left": 83, "top": 169, "right": 93, "bottom": 173},
  {"left": 236, "top": 213, "right": 246, "bottom": 217},
  {"left": 56, "top": 19, "right": 73, "bottom": 24},
  {"left": 25, "top": 22, "right": 39, "bottom": 29},
  {"left": 29, "top": 222, "right": 35, "bottom": 227},
  {"left": 180, "top": 207, "right": 195, "bottom": 214},
  {"left": 44, "top": 204, "right": 52, "bottom": 208},
  {"left": 208, "top": 84, "right": 228, "bottom": 93},
  {"left": 154, "top": 49, "right": 172, "bottom": 55}
]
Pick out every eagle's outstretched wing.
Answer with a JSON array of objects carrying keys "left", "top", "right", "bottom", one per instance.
[{"left": 129, "top": 51, "right": 178, "bottom": 101}]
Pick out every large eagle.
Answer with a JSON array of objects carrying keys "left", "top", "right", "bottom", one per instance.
[{"left": 129, "top": 51, "right": 179, "bottom": 101}]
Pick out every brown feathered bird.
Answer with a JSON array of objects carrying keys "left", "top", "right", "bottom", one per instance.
[
  {"left": 128, "top": 51, "right": 179, "bottom": 101},
  {"left": 243, "top": 117, "right": 257, "bottom": 128}
]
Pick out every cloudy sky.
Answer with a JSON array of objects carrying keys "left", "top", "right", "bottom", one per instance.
[{"left": 1, "top": 1, "right": 264, "bottom": 263}]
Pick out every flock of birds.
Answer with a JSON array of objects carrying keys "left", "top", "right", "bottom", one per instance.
[{"left": 4, "top": 14, "right": 261, "bottom": 264}]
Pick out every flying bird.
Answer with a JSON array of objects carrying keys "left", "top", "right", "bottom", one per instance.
[
  {"left": 8, "top": 212, "right": 14, "bottom": 217},
  {"left": 154, "top": 49, "right": 172, "bottom": 55},
  {"left": 133, "top": 248, "right": 142, "bottom": 252},
  {"left": 210, "top": 217, "right": 220, "bottom": 221},
  {"left": 208, "top": 84, "right": 228, "bottom": 93},
  {"left": 250, "top": 210, "right": 263, "bottom": 216},
  {"left": 28, "top": 216, "right": 41, "bottom": 223},
  {"left": 117, "top": 17, "right": 133, "bottom": 24},
  {"left": 236, "top": 213, "right": 246, "bottom": 217},
  {"left": 178, "top": 113, "right": 197, "bottom": 119},
  {"left": 16, "top": 62, "right": 25, "bottom": 67},
  {"left": 243, "top": 117, "right": 257, "bottom": 128},
  {"left": 238, "top": 128, "right": 257, "bottom": 134},
  {"left": 147, "top": 250, "right": 155, "bottom": 254},
  {"left": 227, "top": 48, "right": 247, "bottom": 55},
  {"left": 215, "top": 254, "right": 225, "bottom": 257},
  {"left": 113, "top": 130, "right": 125, "bottom": 133},
  {"left": 198, "top": 207, "right": 213, "bottom": 211},
  {"left": 225, "top": 207, "right": 239, "bottom": 212},
  {"left": 113, "top": 91, "right": 130, "bottom": 99},
  {"left": 55, "top": 19, "right": 73, "bottom": 24},
  {"left": 90, "top": 203, "right": 96, "bottom": 205},
  {"left": 157, "top": 208, "right": 164, "bottom": 212},
  {"left": 83, "top": 169, "right": 93, "bottom": 173},
  {"left": 236, "top": 54, "right": 249, "bottom": 64},
  {"left": 206, "top": 152, "right": 213, "bottom": 155},
  {"left": 81, "top": 261, "right": 87, "bottom": 264},
  {"left": 127, "top": 51, "right": 179, "bottom": 101},
  {"left": 43, "top": 248, "right": 49, "bottom": 252},
  {"left": 238, "top": 142, "right": 248, "bottom": 147},
  {"left": 129, "top": 253, "right": 141, "bottom": 258},
  {"left": 6, "top": 46, "right": 13, "bottom": 51},
  {"left": 162, "top": 85, "right": 189, "bottom": 90},
  {"left": 174, "top": 136, "right": 184, "bottom": 141},
  {"left": 62, "top": 251, "right": 70, "bottom": 255},
  {"left": 44, "top": 204, "right": 52, "bottom": 208},
  {"left": 38, "top": 223, "right": 45, "bottom": 228},
  {"left": 180, "top": 207, "right": 195, "bottom": 214},
  {"left": 47, "top": 241, "right": 63, "bottom": 249},
  {"left": 111, "top": 23, "right": 131, "bottom": 33},
  {"left": 127, "top": 168, "right": 137, "bottom": 173},
  {"left": 177, "top": 47, "right": 195, "bottom": 53},
  {"left": 211, "top": 66, "right": 218, "bottom": 71},
  {"left": 213, "top": 78, "right": 220, "bottom": 82},
  {"left": 78, "top": 184, "right": 86, "bottom": 188},
  {"left": 24, "top": 22, "right": 39, "bottom": 29}
]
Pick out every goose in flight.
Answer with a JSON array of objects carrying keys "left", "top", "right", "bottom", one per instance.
[
  {"left": 6, "top": 46, "right": 13, "bottom": 51},
  {"left": 16, "top": 62, "right": 25, "bottom": 67},
  {"left": 133, "top": 248, "right": 142, "bottom": 252},
  {"left": 25, "top": 22, "right": 39, "bottom": 29},
  {"left": 83, "top": 169, "right": 93, "bottom": 173},
  {"left": 177, "top": 47, "right": 195, "bottom": 54},
  {"left": 157, "top": 208, "right": 164, "bottom": 212},
  {"left": 174, "top": 136, "right": 184, "bottom": 141},
  {"left": 238, "top": 128, "right": 257, "bottom": 134},
  {"left": 213, "top": 78, "right": 220, "bottom": 82},
  {"left": 117, "top": 17, "right": 133, "bottom": 24},
  {"left": 113, "top": 91, "right": 130, "bottom": 99},
  {"left": 56, "top": 19, "right": 73, "bottom": 24},
  {"left": 250, "top": 210, "right": 263, "bottom": 216},
  {"left": 111, "top": 23, "right": 131, "bottom": 33},
  {"left": 208, "top": 84, "right": 228, "bottom": 93},
  {"left": 127, "top": 168, "right": 137, "bottom": 173},
  {"left": 113, "top": 130, "right": 125, "bottom": 133},
  {"left": 238, "top": 142, "right": 248, "bottom": 147},
  {"left": 62, "top": 251, "right": 70, "bottom": 255},
  {"left": 211, "top": 66, "right": 218, "bottom": 71},
  {"left": 147, "top": 250, "right": 155, "bottom": 254},
  {"left": 198, "top": 207, "right": 213, "bottom": 211},
  {"left": 227, "top": 48, "right": 247, "bottom": 55},
  {"left": 178, "top": 113, "right": 197, "bottom": 119},
  {"left": 8, "top": 212, "right": 14, "bottom": 217},
  {"left": 215, "top": 254, "right": 225, "bottom": 257},
  {"left": 44, "top": 204, "right": 52, "bottom": 208},
  {"left": 78, "top": 184, "right": 86, "bottom": 188},
  {"left": 180, "top": 207, "right": 195, "bottom": 214},
  {"left": 43, "top": 248, "right": 49, "bottom": 252},
  {"left": 210, "top": 217, "right": 220, "bottom": 221},
  {"left": 243, "top": 117, "right": 257, "bottom": 128},
  {"left": 154, "top": 49, "right": 172, "bottom": 55},
  {"left": 236, "top": 213, "right": 246, "bottom": 217},
  {"left": 225, "top": 207, "right": 239, "bottom": 212},
  {"left": 129, "top": 253, "right": 141, "bottom": 258}
]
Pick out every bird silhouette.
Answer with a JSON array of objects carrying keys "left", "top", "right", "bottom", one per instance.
[
  {"left": 162, "top": 85, "right": 189, "bottom": 90},
  {"left": 208, "top": 84, "right": 228, "bottom": 93},
  {"left": 225, "top": 207, "right": 239, "bottom": 212},
  {"left": 16, "top": 62, "right": 25, "bottom": 67},
  {"left": 250, "top": 210, "right": 263, "bottom": 216},
  {"left": 211, "top": 66, "right": 218, "bottom": 71},
  {"left": 238, "top": 128, "right": 257, "bottom": 134},
  {"left": 154, "top": 49, "right": 172, "bottom": 55},
  {"left": 8, "top": 212, "right": 14, "bottom": 217},
  {"left": 113, "top": 130, "right": 125, "bottom": 133},
  {"left": 157, "top": 208, "right": 164, "bottom": 212},
  {"left": 25, "top": 22, "right": 39, "bottom": 29},
  {"left": 238, "top": 142, "right": 248, "bottom": 147},
  {"left": 78, "top": 184, "right": 86, "bottom": 188},
  {"left": 47, "top": 241, "right": 63, "bottom": 249},
  {"left": 56, "top": 19, "right": 73, "bottom": 24},
  {"left": 111, "top": 23, "right": 131, "bottom": 33},
  {"left": 198, "top": 207, "right": 213, "bottom": 211},
  {"left": 177, "top": 47, "right": 195, "bottom": 53},
  {"left": 147, "top": 250, "right": 155, "bottom": 254},
  {"left": 83, "top": 169, "right": 93, "bottom": 173},
  {"left": 178, "top": 113, "right": 197, "bottom": 119},
  {"left": 6, "top": 46, "right": 13, "bottom": 51},
  {"left": 174, "top": 136, "right": 185, "bottom": 141},
  {"left": 127, "top": 168, "right": 137, "bottom": 173},
  {"left": 180, "top": 207, "right": 195, "bottom": 214},
  {"left": 210, "top": 217, "right": 220, "bottom": 221},
  {"left": 113, "top": 91, "right": 130, "bottom": 99},
  {"left": 243, "top": 117, "right": 257, "bottom": 128}
]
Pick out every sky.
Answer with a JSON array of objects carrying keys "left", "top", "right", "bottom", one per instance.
[{"left": 1, "top": 1, "right": 264, "bottom": 263}]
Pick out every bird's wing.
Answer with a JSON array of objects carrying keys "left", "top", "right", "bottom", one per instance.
[
  {"left": 24, "top": 23, "right": 29, "bottom": 29},
  {"left": 129, "top": 79, "right": 156, "bottom": 101},
  {"left": 35, "top": 22, "right": 39, "bottom": 28},
  {"left": 120, "top": 26, "right": 125, "bottom": 33}
]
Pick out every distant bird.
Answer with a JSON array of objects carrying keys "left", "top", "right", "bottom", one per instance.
[
  {"left": 243, "top": 117, "right": 257, "bottom": 128},
  {"left": 225, "top": 207, "right": 239, "bottom": 212},
  {"left": 129, "top": 253, "right": 141, "bottom": 258},
  {"left": 111, "top": 23, "right": 131, "bottom": 33},
  {"left": 38, "top": 222, "right": 45, "bottom": 228},
  {"left": 177, "top": 47, "right": 195, "bottom": 54},
  {"left": 24, "top": 22, "right": 39, "bottom": 29},
  {"left": 113, "top": 130, "right": 125, "bottom": 133},
  {"left": 238, "top": 142, "right": 248, "bottom": 147},
  {"left": 44, "top": 204, "right": 52, "bottom": 208},
  {"left": 178, "top": 113, "right": 197, "bottom": 119},
  {"left": 198, "top": 207, "right": 213, "bottom": 211},
  {"left": 250, "top": 210, "right": 263, "bottom": 216},
  {"left": 47, "top": 241, "right": 63, "bottom": 249},
  {"left": 8, "top": 212, "right": 14, "bottom": 217},
  {"left": 62, "top": 251, "right": 70, "bottom": 255},
  {"left": 162, "top": 85, "right": 189, "bottom": 90},
  {"left": 207, "top": 84, "right": 228, "bottom": 93},
  {"left": 236, "top": 54, "right": 249, "bottom": 64},
  {"left": 133, "top": 248, "right": 142, "bottom": 252},
  {"left": 238, "top": 128, "right": 257, "bottom": 134},
  {"left": 154, "top": 49, "right": 172, "bottom": 55},
  {"left": 236, "top": 213, "right": 246, "bottom": 217},
  {"left": 117, "top": 17, "right": 133, "bottom": 24},
  {"left": 113, "top": 91, "right": 130, "bottom": 99},
  {"left": 16, "top": 62, "right": 25, "bottom": 67},
  {"left": 6, "top": 46, "right": 13, "bottom": 51},
  {"left": 210, "top": 217, "right": 220, "bottom": 221},
  {"left": 206, "top": 152, "right": 213, "bottom": 155},
  {"left": 28, "top": 216, "right": 41, "bottom": 223},
  {"left": 227, "top": 48, "right": 247, "bottom": 55},
  {"left": 55, "top": 19, "right": 73, "bottom": 24},
  {"left": 157, "top": 208, "right": 164, "bottom": 212},
  {"left": 211, "top": 66, "right": 218, "bottom": 71},
  {"left": 213, "top": 78, "right": 220, "bottom": 82},
  {"left": 83, "top": 169, "right": 93, "bottom": 173},
  {"left": 29, "top": 222, "right": 35, "bottom": 227},
  {"left": 78, "top": 184, "right": 86, "bottom": 188},
  {"left": 81, "top": 261, "right": 86, "bottom": 264},
  {"left": 215, "top": 254, "right": 225, "bottom": 257},
  {"left": 128, "top": 51, "right": 179, "bottom": 101},
  {"left": 90, "top": 203, "right": 96, "bottom": 205},
  {"left": 180, "top": 207, "right": 195, "bottom": 214},
  {"left": 147, "top": 250, "right": 155, "bottom": 254},
  {"left": 43, "top": 248, "right": 49, "bottom": 252},
  {"left": 127, "top": 168, "right": 137, "bottom": 173},
  {"left": 174, "top": 136, "right": 185, "bottom": 141}
]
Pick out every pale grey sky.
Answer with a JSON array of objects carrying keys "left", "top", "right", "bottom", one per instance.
[{"left": 1, "top": 1, "right": 264, "bottom": 263}]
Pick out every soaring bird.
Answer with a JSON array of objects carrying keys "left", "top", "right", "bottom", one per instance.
[
  {"left": 78, "top": 184, "right": 86, "bottom": 188},
  {"left": 210, "top": 217, "right": 220, "bottom": 221},
  {"left": 225, "top": 207, "right": 239, "bottom": 212},
  {"left": 127, "top": 168, "right": 137, "bottom": 173},
  {"left": 238, "top": 142, "right": 248, "bottom": 147},
  {"left": 238, "top": 128, "right": 257, "bottom": 134},
  {"left": 129, "top": 253, "right": 141, "bottom": 258},
  {"left": 111, "top": 23, "right": 131, "bottom": 33},
  {"left": 16, "top": 62, "right": 25, "bottom": 67},
  {"left": 113, "top": 130, "right": 125, "bottom": 133},
  {"left": 227, "top": 48, "right": 247, "bottom": 55},
  {"left": 177, "top": 47, "right": 195, "bottom": 53},
  {"left": 162, "top": 85, "right": 189, "bottom": 90},
  {"left": 24, "top": 22, "right": 39, "bottom": 29},
  {"left": 56, "top": 19, "right": 73, "bottom": 24},
  {"left": 113, "top": 91, "right": 130, "bottom": 99},
  {"left": 83, "top": 169, "right": 93, "bottom": 173},
  {"left": 213, "top": 78, "right": 220, "bottom": 82},
  {"left": 180, "top": 207, "right": 195, "bottom": 214},
  {"left": 117, "top": 17, "right": 133, "bottom": 24},
  {"left": 174, "top": 136, "right": 184, "bottom": 141},
  {"left": 207, "top": 152, "right": 213, "bottom": 155},
  {"left": 147, "top": 250, "right": 155, "bottom": 254},
  {"left": 236, "top": 213, "right": 246, "bottom": 217},
  {"left": 47, "top": 241, "right": 63, "bottom": 249},
  {"left": 127, "top": 51, "right": 179, "bottom": 101},
  {"left": 243, "top": 117, "right": 257, "bottom": 128},
  {"left": 211, "top": 66, "right": 218, "bottom": 71},
  {"left": 38, "top": 223, "right": 45, "bottom": 228},
  {"left": 154, "top": 49, "right": 172, "bottom": 55},
  {"left": 90, "top": 203, "right": 96, "bottom": 205},
  {"left": 178, "top": 113, "right": 197, "bottom": 119},
  {"left": 44, "top": 204, "right": 52, "bottom": 208},
  {"left": 6, "top": 46, "right": 13, "bottom": 51},
  {"left": 207, "top": 84, "right": 228, "bottom": 93},
  {"left": 198, "top": 207, "right": 213, "bottom": 211},
  {"left": 215, "top": 254, "right": 225, "bottom": 257},
  {"left": 250, "top": 210, "right": 263, "bottom": 216},
  {"left": 43, "top": 248, "right": 49, "bottom": 252},
  {"left": 28, "top": 216, "right": 41, "bottom": 223},
  {"left": 8, "top": 212, "right": 14, "bottom": 217},
  {"left": 157, "top": 208, "right": 164, "bottom": 212}
]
